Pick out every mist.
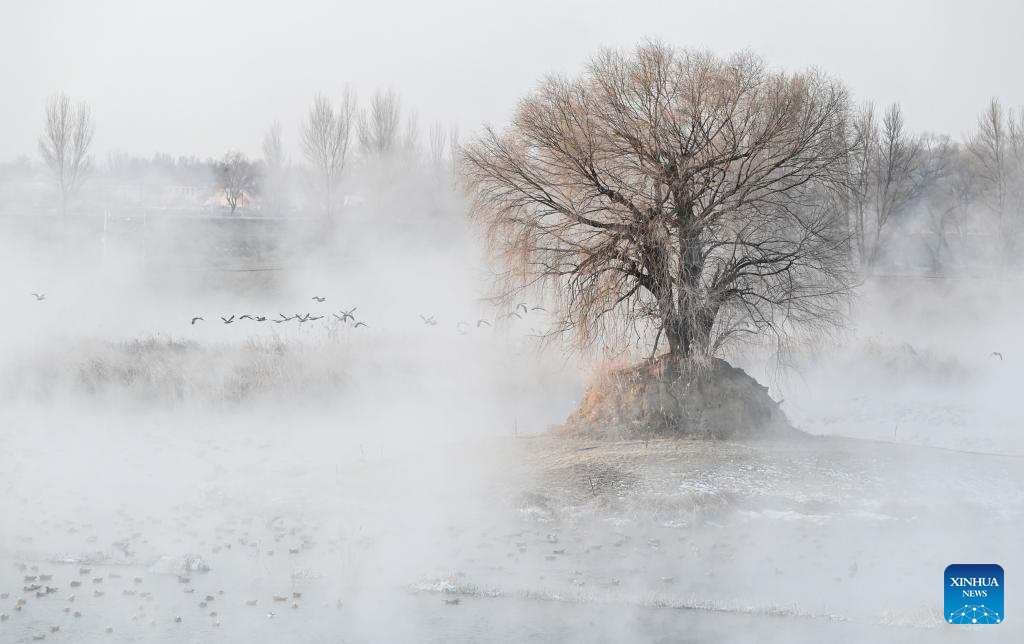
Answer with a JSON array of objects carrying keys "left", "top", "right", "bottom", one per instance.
[{"left": 2, "top": 3, "right": 1024, "bottom": 643}]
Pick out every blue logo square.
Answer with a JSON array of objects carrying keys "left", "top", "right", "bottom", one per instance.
[{"left": 945, "top": 564, "right": 1004, "bottom": 625}]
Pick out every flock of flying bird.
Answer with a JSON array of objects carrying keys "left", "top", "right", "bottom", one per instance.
[
  {"left": 182, "top": 297, "right": 546, "bottom": 333},
  {"left": 26, "top": 293, "right": 548, "bottom": 335},
  {"left": 189, "top": 299, "right": 367, "bottom": 328},
  {"left": 421, "top": 302, "right": 546, "bottom": 334}
]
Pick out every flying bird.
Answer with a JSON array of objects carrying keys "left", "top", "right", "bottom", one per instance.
[
  {"left": 255, "top": 316, "right": 267, "bottom": 322},
  {"left": 31, "top": 293, "right": 46, "bottom": 301},
  {"left": 220, "top": 315, "right": 235, "bottom": 324},
  {"left": 353, "top": 321, "right": 367, "bottom": 328},
  {"left": 420, "top": 314, "right": 437, "bottom": 326},
  {"left": 191, "top": 317, "right": 203, "bottom": 325},
  {"left": 476, "top": 319, "right": 491, "bottom": 328},
  {"left": 312, "top": 296, "right": 326, "bottom": 303},
  {"left": 338, "top": 307, "right": 357, "bottom": 322},
  {"left": 516, "top": 303, "right": 528, "bottom": 314},
  {"left": 239, "top": 315, "right": 253, "bottom": 321},
  {"left": 991, "top": 351, "right": 1004, "bottom": 361},
  {"left": 531, "top": 306, "right": 546, "bottom": 312},
  {"left": 504, "top": 311, "right": 521, "bottom": 320}
]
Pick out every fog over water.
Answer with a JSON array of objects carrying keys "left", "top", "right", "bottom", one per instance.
[{"left": 2, "top": 2, "right": 1023, "bottom": 643}]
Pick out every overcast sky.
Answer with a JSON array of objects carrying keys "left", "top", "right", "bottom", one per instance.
[{"left": 2, "top": 0, "right": 1022, "bottom": 161}]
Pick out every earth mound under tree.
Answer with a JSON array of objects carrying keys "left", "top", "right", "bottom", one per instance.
[{"left": 557, "top": 356, "right": 798, "bottom": 440}]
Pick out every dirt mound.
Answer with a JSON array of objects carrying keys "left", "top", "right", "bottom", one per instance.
[{"left": 556, "top": 356, "right": 799, "bottom": 440}]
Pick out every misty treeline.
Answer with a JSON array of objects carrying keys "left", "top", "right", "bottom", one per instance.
[
  {"left": 849, "top": 98, "right": 1024, "bottom": 274},
  {"left": 0, "top": 89, "right": 460, "bottom": 225},
  {"left": 0, "top": 72, "right": 1021, "bottom": 280}
]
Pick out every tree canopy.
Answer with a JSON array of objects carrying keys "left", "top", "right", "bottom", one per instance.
[{"left": 464, "top": 43, "right": 856, "bottom": 361}]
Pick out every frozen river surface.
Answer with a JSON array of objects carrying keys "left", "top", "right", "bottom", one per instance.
[{"left": 1, "top": 409, "right": 1021, "bottom": 643}]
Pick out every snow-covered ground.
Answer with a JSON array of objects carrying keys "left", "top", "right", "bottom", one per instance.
[{"left": 1, "top": 406, "right": 1021, "bottom": 642}]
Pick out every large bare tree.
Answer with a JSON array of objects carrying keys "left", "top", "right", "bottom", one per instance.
[
  {"left": 301, "top": 90, "right": 356, "bottom": 221},
  {"left": 464, "top": 43, "right": 855, "bottom": 363},
  {"left": 38, "top": 93, "right": 94, "bottom": 219}
]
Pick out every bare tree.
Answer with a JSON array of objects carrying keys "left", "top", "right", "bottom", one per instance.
[
  {"left": 969, "top": 98, "right": 1024, "bottom": 262},
  {"left": 301, "top": 90, "right": 356, "bottom": 221},
  {"left": 868, "top": 104, "right": 926, "bottom": 264},
  {"left": 428, "top": 121, "right": 446, "bottom": 171},
  {"left": 401, "top": 112, "right": 420, "bottom": 157},
  {"left": 38, "top": 93, "right": 94, "bottom": 219},
  {"left": 447, "top": 124, "right": 460, "bottom": 183},
  {"left": 922, "top": 142, "right": 972, "bottom": 273},
  {"left": 847, "top": 102, "right": 879, "bottom": 266},
  {"left": 358, "top": 89, "right": 402, "bottom": 157},
  {"left": 263, "top": 122, "right": 286, "bottom": 170},
  {"left": 215, "top": 151, "right": 260, "bottom": 215},
  {"left": 847, "top": 103, "right": 943, "bottom": 269},
  {"left": 969, "top": 99, "right": 1009, "bottom": 222},
  {"left": 464, "top": 44, "right": 855, "bottom": 364},
  {"left": 262, "top": 122, "right": 289, "bottom": 214}
]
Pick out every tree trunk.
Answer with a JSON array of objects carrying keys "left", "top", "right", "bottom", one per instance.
[
  {"left": 675, "top": 201, "right": 707, "bottom": 358},
  {"left": 662, "top": 315, "right": 685, "bottom": 356}
]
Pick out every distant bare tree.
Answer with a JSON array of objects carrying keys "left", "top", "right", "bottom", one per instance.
[
  {"left": 262, "top": 122, "right": 289, "bottom": 214},
  {"left": 301, "top": 90, "right": 356, "bottom": 221},
  {"left": 848, "top": 103, "right": 942, "bottom": 269},
  {"left": 427, "top": 121, "right": 461, "bottom": 184},
  {"left": 848, "top": 103, "right": 879, "bottom": 266},
  {"left": 464, "top": 43, "right": 855, "bottom": 363},
  {"left": 870, "top": 105, "right": 926, "bottom": 258},
  {"left": 215, "top": 151, "right": 260, "bottom": 215},
  {"left": 969, "top": 99, "right": 1010, "bottom": 221},
  {"left": 358, "top": 89, "right": 402, "bottom": 157},
  {"left": 923, "top": 142, "right": 973, "bottom": 273},
  {"left": 428, "top": 121, "right": 446, "bottom": 170},
  {"left": 401, "top": 112, "right": 420, "bottom": 157},
  {"left": 447, "top": 125, "right": 460, "bottom": 182},
  {"left": 968, "top": 98, "right": 1024, "bottom": 262},
  {"left": 1008, "top": 107, "right": 1024, "bottom": 256},
  {"left": 263, "top": 122, "right": 286, "bottom": 170},
  {"left": 38, "top": 93, "right": 94, "bottom": 219}
]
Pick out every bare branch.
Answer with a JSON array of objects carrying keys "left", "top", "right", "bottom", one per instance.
[{"left": 463, "top": 43, "right": 855, "bottom": 362}]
